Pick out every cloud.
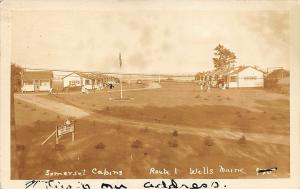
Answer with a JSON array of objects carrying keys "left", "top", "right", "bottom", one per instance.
[
  {"left": 241, "top": 11, "right": 289, "bottom": 46},
  {"left": 11, "top": 10, "right": 291, "bottom": 73}
]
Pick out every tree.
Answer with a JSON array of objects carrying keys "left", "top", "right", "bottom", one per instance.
[
  {"left": 11, "top": 64, "right": 23, "bottom": 92},
  {"left": 11, "top": 63, "right": 23, "bottom": 178},
  {"left": 212, "top": 44, "right": 237, "bottom": 70}
]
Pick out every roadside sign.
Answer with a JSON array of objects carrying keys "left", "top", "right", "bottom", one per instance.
[{"left": 56, "top": 120, "right": 75, "bottom": 144}]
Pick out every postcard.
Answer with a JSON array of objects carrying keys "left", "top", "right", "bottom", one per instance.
[{"left": 1, "top": 0, "right": 300, "bottom": 189}]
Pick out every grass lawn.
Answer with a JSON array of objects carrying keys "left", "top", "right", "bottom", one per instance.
[{"left": 12, "top": 81, "right": 290, "bottom": 179}]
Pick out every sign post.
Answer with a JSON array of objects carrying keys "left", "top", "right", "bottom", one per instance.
[{"left": 56, "top": 120, "right": 75, "bottom": 144}]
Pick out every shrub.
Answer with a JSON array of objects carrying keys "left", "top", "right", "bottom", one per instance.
[
  {"left": 95, "top": 142, "right": 105, "bottom": 149},
  {"left": 16, "top": 144, "right": 25, "bottom": 151},
  {"left": 168, "top": 139, "right": 178, "bottom": 148},
  {"left": 204, "top": 136, "right": 214, "bottom": 147},
  {"left": 172, "top": 130, "right": 178, "bottom": 137},
  {"left": 238, "top": 135, "right": 247, "bottom": 144},
  {"left": 131, "top": 140, "right": 142, "bottom": 148}
]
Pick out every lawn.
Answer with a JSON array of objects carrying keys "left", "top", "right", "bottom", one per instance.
[{"left": 12, "top": 81, "right": 290, "bottom": 179}]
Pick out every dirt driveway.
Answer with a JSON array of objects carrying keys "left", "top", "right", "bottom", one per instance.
[{"left": 15, "top": 94, "right": 90, "bottom": 118}]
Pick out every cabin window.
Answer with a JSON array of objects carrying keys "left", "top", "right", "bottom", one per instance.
[
  {"left": 244, "top": 76, "right": 257, "bottom": 80},
  {"left": 69, "top": 80, "right": 80, "bottom": 86},
  {"left": 24, "top": 81, "right": 33, "bottom": 85},
  {"left": 40, "top": 80, "right": 49, "bottom": 86},
  {"left": 230, "top": 76, "right": 238, "bottom": 82},
  {"left": 85, "top": 79, "right": 91, "bottom": 85}
]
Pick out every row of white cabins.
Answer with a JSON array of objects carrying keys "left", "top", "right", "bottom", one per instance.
[
  {"left": 20, "top": 66, "right": 266, "bottom": 92},
  {"left": 21, "top": 71, "right": 119, "bottom": 92}
]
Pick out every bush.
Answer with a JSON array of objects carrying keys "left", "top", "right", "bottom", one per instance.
[
  {"left": 168, "top": 140, "right": 178, "bottom": 147},
  {"left": 238, "top": 135, "right": 247, "bottom": 144},
  {"left": 131, "top": 140, "right": 142, "bottom": 148},
  {"left": 95, "top": 142, "right": 105, "bottom": 149},
  {"left": 204, "top": 136, "right": 214, "bottom": 147},
  {"left": 16, "top": 144, "right": 25, "bottom": 151},
  {"left": 172, "top": 130, "right": 178, "bottom": 137}
]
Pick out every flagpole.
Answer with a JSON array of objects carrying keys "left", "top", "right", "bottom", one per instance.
[
  {"left": 119, "top": 52, "right": 123, "bottom": 99},
  {"left": 120, "top": 76, "right": 123, "bottom": 99}
]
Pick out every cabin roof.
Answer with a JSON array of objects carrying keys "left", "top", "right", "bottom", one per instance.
[{"left": 22, "top": 71, "right": 53, "bottom": 80}]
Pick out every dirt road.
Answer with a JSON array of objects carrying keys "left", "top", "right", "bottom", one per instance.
[{"left": 15, "top": 94, "right": 90, "bottom": 118}]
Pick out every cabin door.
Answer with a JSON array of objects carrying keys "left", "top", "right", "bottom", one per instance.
[{"left": 34, "top": 80, "right": 40, "bottom": 91}]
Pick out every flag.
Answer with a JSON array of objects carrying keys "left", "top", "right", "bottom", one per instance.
[{"left": 119, "top": 52, "right": 122, "bottom": 68}]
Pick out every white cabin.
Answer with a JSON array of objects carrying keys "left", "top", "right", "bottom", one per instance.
[
  {"left": 228, "top": 66, "right": 265, "bottom": 88},
  {"left": 21, "top": 71, "right": 53, "bottom": 92},
  {"left": 62, "top": 73, "right": 82, "bottom": 88}
]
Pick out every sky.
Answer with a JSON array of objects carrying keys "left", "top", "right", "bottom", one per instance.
[{"left": 11, "top": 9, "right": 290, "bottom": 74}]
